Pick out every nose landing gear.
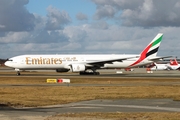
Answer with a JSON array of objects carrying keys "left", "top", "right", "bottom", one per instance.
[
  {"left": 17, "top": 71, "right": 21, "bottom": 76},
  {"left": 15, "top": 69, "right": 21, "bottom": 76}
]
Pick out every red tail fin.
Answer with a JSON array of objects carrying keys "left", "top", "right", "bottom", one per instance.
[{"left": 170, "top": 59, "right": 178, "bottom": 65}]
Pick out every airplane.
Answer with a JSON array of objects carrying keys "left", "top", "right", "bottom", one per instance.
[
  {"left": 149, "top": 58, "right": 180, "bottom": 71},
  {"left": 5, "top": 33, "right": 167, "bottom": 75}
]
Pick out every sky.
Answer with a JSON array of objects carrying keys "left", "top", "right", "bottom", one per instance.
[{"left": 0, "top": 0, "right": 180, "bottom": 58}]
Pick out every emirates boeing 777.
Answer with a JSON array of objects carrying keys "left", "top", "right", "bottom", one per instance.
[{"left": 5, "top": 33, "right": 167, "bottom": 75}]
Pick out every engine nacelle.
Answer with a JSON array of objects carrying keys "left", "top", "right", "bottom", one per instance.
[
  {"left": 56, "top": 68, "right": 70, "bottom": 72},
  {"left": 71, "top": 64, "right": 86, "bottom": 72}
]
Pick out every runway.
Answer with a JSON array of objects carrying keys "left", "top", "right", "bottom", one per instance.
[{"left": 0, "top": 67, "right": 180, "bottom": 119}]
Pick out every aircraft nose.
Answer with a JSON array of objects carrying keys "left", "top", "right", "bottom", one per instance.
[
  {"left": 4, "top": 61, "right": 11, "bottom": 67},
  {"left": 4, "top": 61, "right": 8, "bottom": 66}
]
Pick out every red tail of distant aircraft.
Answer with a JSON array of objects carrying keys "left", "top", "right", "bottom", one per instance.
[
  {"left": 170, "top": 59, "right": 178, "bottom": 65},
  {"left": 149, "top": 58, "right": 180, "bottom": 71}
]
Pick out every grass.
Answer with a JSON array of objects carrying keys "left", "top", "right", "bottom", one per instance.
[{"left": 2, "top": 86, "right": 180, "bottom": 106}]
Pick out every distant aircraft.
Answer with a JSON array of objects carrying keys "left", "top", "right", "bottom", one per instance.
[
  {"left": 5, "top": 33, "right": 168, "bottom": 75},
  {"left": 149, "top": 59, "right": 180, "bottom": 71}
]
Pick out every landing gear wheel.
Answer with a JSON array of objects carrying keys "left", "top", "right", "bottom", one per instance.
[
  {"left": 17, "top": 71, "right": 21, "bottom": 76},
  {"left": 79, "top": 71, "right": 100, "bottom": 75}
]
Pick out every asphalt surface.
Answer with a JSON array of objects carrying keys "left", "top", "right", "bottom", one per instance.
[
  {"left": 1, "top": 99, "right": 180, "bottom": 120},
  {"left": 0, "top": 67, "right": 180, "bottom": 119}
]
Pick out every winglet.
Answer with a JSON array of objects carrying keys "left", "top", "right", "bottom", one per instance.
[{"left": 130, "top": 33, "right": 163, "bottom": 66}]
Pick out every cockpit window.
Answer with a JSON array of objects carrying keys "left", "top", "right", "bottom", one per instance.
[{"left": 7, "top": 59, "right": 13, "bottom": 61}]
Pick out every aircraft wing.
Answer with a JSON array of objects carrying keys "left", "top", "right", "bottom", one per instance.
[
  {"left": 86, "top": 56, "right": 139, "bottom": 67},
  {"left": 148, "top": 56, "right": 172, "bottom": 61}
]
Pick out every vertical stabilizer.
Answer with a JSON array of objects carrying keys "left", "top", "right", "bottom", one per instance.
[
  {"left": 130, "top": 33, "right": 163, "bottom": 66},
  {"left": 141, "top": 33, "right": 163, "bottom": 58}
]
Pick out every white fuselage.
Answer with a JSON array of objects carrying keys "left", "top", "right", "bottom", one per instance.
[{"left": 5, "top": 54, "right": 152, "bottom": 71}]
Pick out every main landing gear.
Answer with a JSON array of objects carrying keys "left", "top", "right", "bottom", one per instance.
[
  {"left": 79, "top": 71, "right": 100, "bottom": 75},
  {"left": 79, "top": 69, "right": 100, "bottom": 75}
]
